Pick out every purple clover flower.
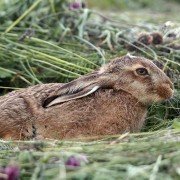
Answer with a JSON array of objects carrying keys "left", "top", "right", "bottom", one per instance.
[
  {"left": 5, "top": 166, "right": 20, "bottom": 180},
  {"left": 69, "top": 1, "right": 86, "bottom": 10},
  {"left": 0, "top": 165, "right": 20, "bottom": 180},
  {"left": 65, "top": 154, "right": 88, "bottom": 168},
  {"left": 66, "top": 156, "right": 81, "bottom": 167}
]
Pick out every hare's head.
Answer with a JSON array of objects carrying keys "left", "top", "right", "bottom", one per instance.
[
  {"left": 98, "top": 54, "right": 174, "bottom": 104},
  {"left": 45, "top": 55, "right": 173, "bottom": 107}
]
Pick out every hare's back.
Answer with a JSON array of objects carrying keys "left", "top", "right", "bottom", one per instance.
[{"left": 0, "top": 83, "right": 64, "bottom": 139}]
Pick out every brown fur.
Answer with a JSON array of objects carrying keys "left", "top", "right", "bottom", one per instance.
[{"left": 0, "top": 55, "right": 173, "bottom": 140}]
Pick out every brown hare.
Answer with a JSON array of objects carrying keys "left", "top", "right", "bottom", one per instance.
[{"left": 0, "top": 55, "right": 173, "bottom": 140}]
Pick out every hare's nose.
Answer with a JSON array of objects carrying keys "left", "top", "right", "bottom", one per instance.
[
  {"left": 157, "top": 82, "right": 174, "bottom": 100},
  {"left": 165, "top": 80, "right": 173, "bottom": 90}
]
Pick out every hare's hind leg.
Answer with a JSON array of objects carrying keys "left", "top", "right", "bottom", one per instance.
[{"left": 0, "top": 95, "right": 36, "bottom": 140}]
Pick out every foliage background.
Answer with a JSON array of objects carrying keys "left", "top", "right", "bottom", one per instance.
[{"left": 0, "top": 0, "right": 179, "bottom": 179}]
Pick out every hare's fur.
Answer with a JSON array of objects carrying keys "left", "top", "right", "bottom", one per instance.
[{"left": 0, "top": 55, "right": 173, "bottom": 140}]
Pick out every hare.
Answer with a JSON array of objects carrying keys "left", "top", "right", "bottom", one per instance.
[{"left": 0, "top": 55, "right": 173, "bottom": 140}]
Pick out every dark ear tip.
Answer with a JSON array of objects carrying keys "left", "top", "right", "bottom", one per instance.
[{"left": 43, "top": 96, "right": 58, "bottom": 108}]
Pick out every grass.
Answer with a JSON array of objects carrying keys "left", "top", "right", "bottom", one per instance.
[
  {"left": 0, "top": 130, "right": 180, "bottom": 179},
  {"left": 0, "top": 0, "right": 179, "bottom": 179}
]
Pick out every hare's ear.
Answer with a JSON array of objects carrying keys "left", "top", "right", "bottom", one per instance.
[
  {"left": 44, "top": 73, "right": 102, "bottom": 108},
  {"left": 45, "top": 85, "right": 99, "bottom": 107}
]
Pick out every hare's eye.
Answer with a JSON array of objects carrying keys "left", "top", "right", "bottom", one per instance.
[{"left": 136, "top": 68, "right": 148, "bottom": 76}]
